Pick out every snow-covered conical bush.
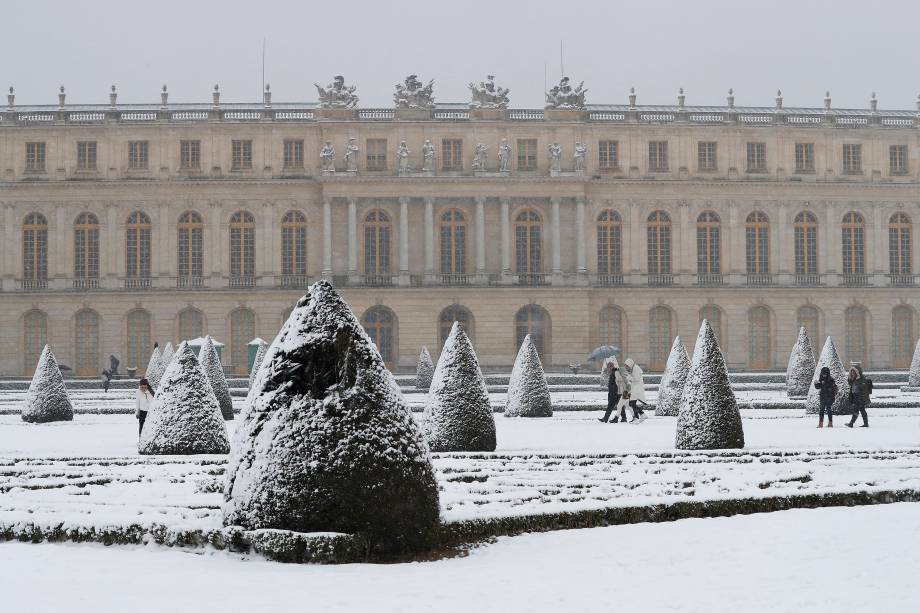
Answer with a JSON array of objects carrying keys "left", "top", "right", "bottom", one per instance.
[
  {"left": 223, "top": 280, "right": 440, "bottom": 555},
  {"left": 416, "top": 346, "right": 435, "bottom": 391},
  {"left": 21, "top": 345, "right": 73, "bottom": 423},
  {"left": 138, "top": 344, "right": 229, "bottom": 455},
  {"left": 424, "top": 323, "right": 496, "bottom": 452},
  {"left": 144, "top": 345, "right": 162, "bottom": 382},
  {"left": 675, "top": 320, "right": 744, "bottom": 450},
  {"left": 504, "top": 334, "right": 553, "bottom": 417},
  {"left": 158, "top": 342, "right": 175, "bottom": 376},
  {"left": 805, "top": 337, "right": 851, "bottom": 415},
  {"left": 248, "top": 340, "right": 268, "bottom": 388},
  {"left": 786, "top": 327, "right": 816, "bottom": 398},
  {"left": 656, "top": 337, "right": 690, "bottom": 416},
  {"left": 199, "top": 335, "right": 234, "bottom": 420},
  {"left": 908, "top": 339, "right": 920, "bottom": 387}
]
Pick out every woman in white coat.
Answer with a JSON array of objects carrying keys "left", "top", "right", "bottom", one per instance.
[
  {"left": 623, "top": 358, "right": 648, "bottom": 422},
  {"left": 135, "top": 378, "right": 154, "bottom": 436}
]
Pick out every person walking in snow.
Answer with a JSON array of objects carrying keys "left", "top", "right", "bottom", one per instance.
[
  {"left": 845, "top": 366, "right": 871, "bottom": 428},
  {"left": 598, "top": 358, "right": 623, "bottom": 423},
  {"left": 624, "top": 358, "right": 648, "bottom": 423},
  {"left": 813, "top": 366, "right": 837, "bottom": 428},
  {"left": 135, "top": 378, "right": 154, "bottom": 436}
]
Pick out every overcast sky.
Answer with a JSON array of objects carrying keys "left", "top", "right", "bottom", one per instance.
[{"left": 3, "top": 0, "right": 919, "bottom": 110}]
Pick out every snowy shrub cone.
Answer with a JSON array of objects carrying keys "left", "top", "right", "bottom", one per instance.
[
  {"left": 786, "top": 327, "right": 816, "bottom": 398},
  {"left": 505, "top": 335, "right": 553, "bottom": 417},
  {"left": 656, "top": 337, "right": 690, "bottom": 416},
  {"left": 908, "top": 339, "right": 920, "bottom": 387},
  {"left": 138, "top": 344, "right": 229, "bottom": 455},
  {"left": 805, "top": 337, "right": 851, "bottom": 415},
  {"left": 144, "top": 345, "right": 162, "bottom": 384},
  {"left": 248, "top": 341, "right": 268, "bottom": 388},
  {"left": 675, "top": 320, "right": 744, "bottom": 450},
  {"left": 416, "top": 346, "right": 435, "bottom": 391},
  {"left": 199, "top": 336, "right": 234, "bottom": 420},
  {"left": 223, "top": 280, "right": 440, "bottom": 555},
  {"left": 424, "top": 323, "right": 496, "bottom": 452},
  {"left": 158, "top": 342, "right": 175, "bottom": 377},
  {"left": 21, "top": 345, "right": 73, "bottom": 423}
]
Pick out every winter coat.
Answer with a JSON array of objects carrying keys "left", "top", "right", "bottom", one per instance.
[
  {"left": 849, "top": 369, "right": 871, "bottom": 409},
  {"left": 135, "top": 389, "right": 154, "bottom": 417},
  {"left": 619, "top": 370, "right": 633, "bottom": 398},
  {"left": 628, "top": 363, "right": 646, "bottom": 402},
  {"left": 606, "top": 370, "right": 620, "bottom": 398},
  {"left": 814, "top": 377, "right": 837, "bottom": 405}
]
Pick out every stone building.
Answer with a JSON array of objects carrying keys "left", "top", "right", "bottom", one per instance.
[{"left": 1, "top": 83, "right": 918, "bottom": 376}]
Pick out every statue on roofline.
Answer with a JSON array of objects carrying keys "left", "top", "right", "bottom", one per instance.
[
  {"left": 314, "top": 75, "right": 359, "bottom": 109},
  {"left": 468, "top": 75, "right": 510, "bottom": 109},
  {"left": 545, "top": 76, "right": 587, "bottom": 110},
  {"left": 394, "top": 75, "right": 435, "bottom": 109}
]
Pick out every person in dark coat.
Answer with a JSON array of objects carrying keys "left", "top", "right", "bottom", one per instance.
[
  {"left": 598, "top": 359, "right": 622, "bottom": 423},
  {"left": 813, "top": 366, "right": 837, "bottom": 428},
  {"left": 845, "top": 366, "right": 870, "bottom": 428}
]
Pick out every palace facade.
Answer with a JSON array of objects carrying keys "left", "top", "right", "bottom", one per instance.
[{"left": 1, "top": 84, "right": 918, "bottom": 376}]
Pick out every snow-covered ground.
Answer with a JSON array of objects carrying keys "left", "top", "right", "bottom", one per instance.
[{"left": 3, "top": 503, "right": 918, "bottom": 613}]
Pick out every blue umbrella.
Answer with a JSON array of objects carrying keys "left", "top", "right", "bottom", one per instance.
[{"left": 587, "top": 345, "right": 620, "bottom": 362}]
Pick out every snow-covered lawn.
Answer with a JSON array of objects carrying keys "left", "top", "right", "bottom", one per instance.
[{"left": 2, "top": 503, "right": 918, "bottom": 613}]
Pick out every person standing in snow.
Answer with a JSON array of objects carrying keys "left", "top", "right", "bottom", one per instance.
[
  {"left": 135, "top": 378, "right": 154, "bottom": 436},
  {"left": 624, "top": 358, "right": 648, "bottom": 423},
  {"left": 598, "top": 359, "right": 622, "bottom": 423},
  {"left": 845, "top": 366, "right": 871, "bottom": 428},
  {"left": 813, "top": 366, "right": 837, "bottom": 428}
]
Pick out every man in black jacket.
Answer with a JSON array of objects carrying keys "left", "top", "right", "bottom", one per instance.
[{"left": 598, "top": 360, "right": 622, "bottom": 423}]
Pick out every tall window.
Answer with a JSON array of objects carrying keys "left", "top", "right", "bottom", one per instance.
[
  {"left": 283, "top": 139, "right": 304, "bottom": 169},
  {"left": 648, "top": 141, "right": 668, "bottom": 172},
  {"left": 77, "top": 141, "right": 97, "bottom": 170},
  {"left": 796, "top": 306, "right": 820, "bottom": 356},
  {"left": 746, "top": 142, "right": 767, "bottom": 172},
  {"left": 889, "top": 212, "right": 912, "bottom": 277},
  {"left": 841, "top": 211, "right": 866, "bottom": 277},
  {"left": 795, "top": 143, "right": 815, "bottom": 173},
  {"left": 362, "top": 306, "right": 397, "bottom": 367},
  {"left": 515, "top": 305, "right": 550, "bottom": 360},
  {"left": 22, "top": 212, "right": 48, "bottom": 285},
  {"left": 745, "top": 211, "right": 770, "bottom": 276},
  {"left": 74, "top": 309, "right": 99, "bottom": 377},
  {"left": 439, "top": 305, "right": 474, "bottom": 349},
  {"left": 515, "top": 210, "right": 543, "bottom": 278},
  {"left": 648, "top": 306, "right": 672, "bottom": 371},
  {"left": 842, "top": 144, "right": 862, "bottom": 174},
  {"left": 598, "top": 140, "right": 618, "bottom": 171},
  {"left": 890, "top": 145, "right": 908, "bottom": 175},
  {"left": 697, "top": 141, "right": 717, "bottom": 171},
  {"left": 125, "top": 211, "right": 152, "bottom": 279},
  {"left": 126, "top": 309, "right": 152, "bottom": 373},
  {"left": 229, "top": 211, "right": 255, "bottom": 279},
  {"left": 700, "top": 305, "right": 723, "bottom": 344},
  {"left": 892, "top": 306, "right": 915, "bottom": 368},
  {"left": 128, "top": 141, "right": 149, "bottom": 170},
  {"left": 748, "top": 306, "right": 771, "bottom": 370},
  {"left": 647, "top": 211, "right": 672, "bottom": 276},
  {"left": 517, "top": 139, "right": 537, "bottom": 171},
  {"left": 696, "top": 211, "right": 721, "bottom": 276},
  {"left": 180, "top": 140, "right": 201, "bottom": 170},
  {"left": 794, "top": 211, "right": 818, "bottom": 276},
  {"left": 229, "top": 308, "right": 256, "bottom": 375},
  {"left": 26, "top": 142, "right": 46, "bottom": 172},
  {"left": 23, "top": 310, "right": 47, "bottom": 376},
  {"left": 366, "top": 139, "right": 387, "bottom": 170},
  {"left": 363, "top": 210, "right": 391, "bottom": 277},
  {"left": 74, "top": 212, "right": 100, "bottom": 280},
  {"left": 441, "top": 139, "right": 463, "bottom": 171},
  {"left": 281, "top": 211, "right": 307, "bottom": 277},
  {"left": 178, "top": 307, "right": 204, "bottom": 342},
  {"left": 844, "top": 306, "right": 868, "bottom": 367},
  {"left": 596, "top": 210, "right": 622, "bottom": 279},
  {"left": 231, "top": 139, "right": 253, "bottom": 170},
  {"left": 598, "top": 305, "right": 625, "bottom": 356},
  {"left": 439, "top": 209, "right": 467, "bottom": 277},
  {"left": 177, "top": 211, "right": 204, "bottom": 280}
]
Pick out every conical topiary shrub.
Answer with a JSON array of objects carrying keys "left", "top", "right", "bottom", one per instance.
[
  {"left": 505, "top": 334, "right": 553, "bottom": 417},
  {"left": 676, "top": 320, "right": 744, "bottom": 450},
  {"left": 144, "top": 345, "right": 162, "bottom": 384},
  {"left": 21, "top": 345, "right": 74, "bottom": 423},
  {"left": 786, "top": 327, "right": 816, "bottom": 398},
  {"left": 656, "top": 337, "right": 690, "bottom": 416},
  {"left": 416, "top": 346, "right": 435, "bottom": 391},
  {"left": 908, "top": 339, "right": 920, "bottom": 387},
  {"left": 249, "top": 340, "right": 268, "bottom": 388},
  {"left": 158, "top": 342, "right": 175, "bottom": 378},
  {"left": 138, "top": 344, "right": 230, "bottom": 455},
  {"left": 199, "top": 335, "right": 234, "bottom": 420},
  {"left": 424, "top": 322, "right": 496, "bottom": 452},
  {"left": 223, "top": 280, "right": 440, "bottom": 556},
  {"left": 805, "top": 337, "right": 851, "bottom": 415}
]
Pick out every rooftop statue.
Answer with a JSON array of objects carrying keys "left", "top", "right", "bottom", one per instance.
[
  {"left": 394, "top": 74, "right": 435, "bottom": 109},
  {"left": 314, "top": 75, "right": 359, "bottom": 109},
  {"left": 468, "top": 75, "right": 510, "bottom": 109},
  {"left": 545, "top": 76, "right": 587, "bottom": 110}
]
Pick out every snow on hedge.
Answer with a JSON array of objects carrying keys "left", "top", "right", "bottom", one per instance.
[
  {"left": 424, "top": 322, "right": 496, "bottom": 452},
  {"left": 223, "top": 280, "right": 440, "bottom": 555},
  {"left": 504, "top": 335, "right": 553, "bottom": 418},
  {"left": 138, "top": 344, "right": 229, "bottom": 455},
  {"left": 786, "top": 327, "right": 816, "bottom": 398},
  {"left": 805, "top": 337, "right": 851, "bottom": 415},
  {"left": 144, "top": 345, "right": 162, "bottom": 385},
  {"left": 416, "top": 346, "right": 435, "bottom": 391},
  {"left": 248, "top": 341, "right": 268, "bottom": 388},
  {"left": 908, "top": 339, "right": 920, "bottom": 387},
  {"left": 158, "top": 342, "right": 175, "bottom": 379},
  {"left": 198, "top": 336, "right": 234, "bottom": 420},
  {"left": 676, "top": 320, "right": 744, "bottom": 450},
  {"left": 655, "top": 337, "right": 690, "bottom": 417},
  {"left": 21, "top": 345, "right": 73, "bottom": 423}
]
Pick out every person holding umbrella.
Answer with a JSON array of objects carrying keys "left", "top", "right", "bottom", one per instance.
[{"left": 598, "top": 357, "right": 626, "bottom": 423}]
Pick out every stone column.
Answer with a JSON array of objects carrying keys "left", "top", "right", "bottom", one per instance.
[
  {"left": 776, "top": 201, "right": 791, "bottom": 283},
  {"left": 629, "top": 201, "right": 643, "bottom": 282},
  {"left": 156, "top": 201, "right": 170, "bottom": 286},
  {"left": 551, "top": 197, "right": 562, "bottom": 284},
  {"left": 347, "top": 197, "right": 358, "bottom": 283},
  {"left": 871, "top": 205, "right": 886, "bottom": 286},
  {"left": 209, "top": 200, "right": 222, "bottom": 283},
  {"left": 576, "top": 197, "right": 587, "bottom": 282},
  {"left": 321, "top": 198, "right": 332, "bottom": 279},
  {"left": 678, "top": 201, "right": 691, "bottom": 280},
  {"left": 2, "top": 205, "right": 15, "bottom": 284},
  {"left": 500, "top": 197, "right": 512, "bottom": 283},
  {"left": 475, "top": 197, "right": 486, "bottom": 281},
  {"left": 424, "top": 197, "right": 436, "bottom": 283},
  {"left": 398, "top": 196, "right": 410, "bottom": 286},
  {"left": 105, "top": 202, "right": 119, "bottom": 285}
]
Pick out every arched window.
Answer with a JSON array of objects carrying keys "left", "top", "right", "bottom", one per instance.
[
  {"left": 515, "top": 209, "right": 543, "bottom": 281},
  {"left": 74, "top": 309, "right": 100, "bottom": 377},
  {"left": 596, "top": 210, "right": 622, "bottom": 282},
  {"left": 699, "top": 304, "right": 723, "bottom": 344},
  {"left": 22, "top": 212, "right": 48, "bottom": 288},
  {"left": 889, "top": 212, "right": 912, "bottom": 279},
  {"left": 126, "top": 309, "right": 152, "bottom": 373},
  {"left": 796, "top": 305, "right": 820, "bottom": 356},
  {"left": 439, "top": 304, "right": 474, "bottom": 349},
  {"left": 515, "top": 304, "right": 550, "bottom": 360},
  {"left": 281, "top": 210, "right": 307, "bottom": 279},
  {"left": 178, "top": 307, "right": 204, "bottom": 342},
  {"left": 229, "top": 308, "right": 255, "bottom": 375},
  {"left": 844, "top": 305, "right": 868, "bottom": 367},
  {"left": 648, "top": 306, "right": 673, "bottom": 371},
  {"left": 598, "top": 305, "right": 625, "bottom": 356},
  {"left": 177, "top": 211, "right": 204, "bottom": 282},
  {"left": 793, "top": 211, "right": 818, "bottom": 279},
  {"left": 748, "top": 306, "right": 771, "bottom": 370},
  {"left": 126, "top": 211, "right": 152, "bottom": 280},
  {"left": 74, "top": 213, "right": 99, "bottom": 282},
  {"left": 841, "top": 212, "right": 866, "bottom": 279},
  {"left": 363, "top": 210, "right": 391, "bottom": 279},
  {"left": 647, "top": 211, "right": 672, "bottom": 278},
  {"left": 745, "top": 211, "right": 770, "bottom": 278},
  {"left": 696, "top": 211, "right": 721, "bottom": 278},
  {"left": 891, "top": 305, "right": 915, "bottom": 368},
  {"left": 362, "top": 306, "right": 397, "bottom": 367},
  {"left": 230, "top": 211, "right": 256, "bottom": 280},
  {"left": 440, "top": 209, "right": 467, "bottom": 279},
  {"left": 23, "top": 309, "right": 48, "bottom": 376}
]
